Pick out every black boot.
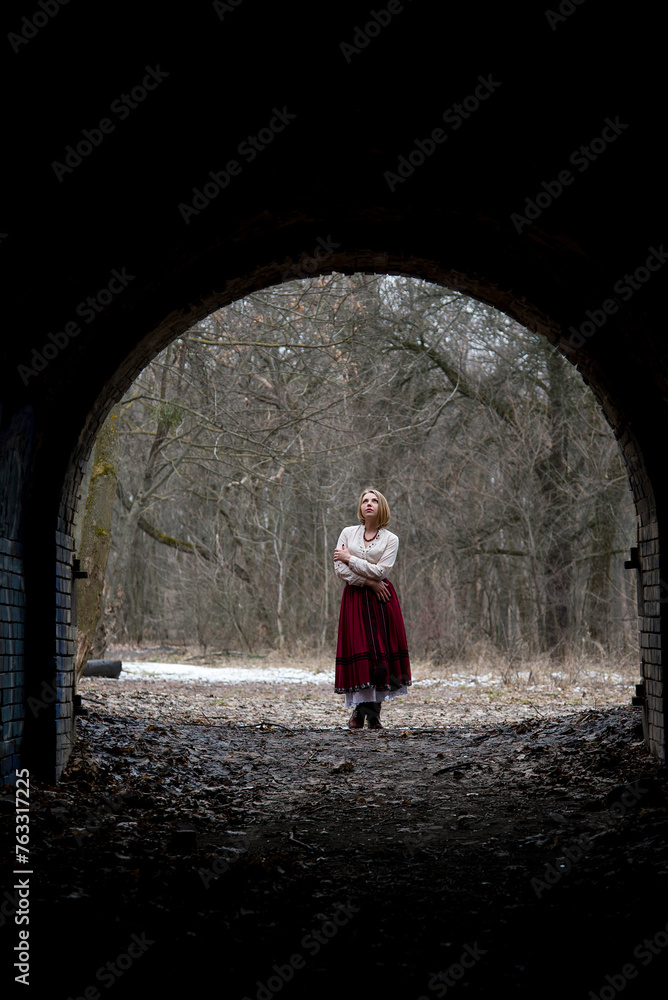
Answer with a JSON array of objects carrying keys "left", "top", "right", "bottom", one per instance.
[
  {"left": 348, "top": 706, "right": 364, "bottom": 729},
  {"left": 365, "top": 701, "right": 383, "bottom": 729}
]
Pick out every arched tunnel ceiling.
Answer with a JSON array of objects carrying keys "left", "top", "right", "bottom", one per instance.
[{"left": 2, "top": 2, "right": 664, "bottom": 479}]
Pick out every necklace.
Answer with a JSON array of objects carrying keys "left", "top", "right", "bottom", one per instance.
[{"left": 363, "top": 528, "right": 379, "bottom": 544}]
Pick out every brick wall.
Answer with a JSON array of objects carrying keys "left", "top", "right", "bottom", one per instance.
[
  {"left": 54, "top": 520, "right": 77, "bottom": 780},
  {"left": 618, "top": 428, "right": 664, "bottom": 762},
  {"left": 1, "top": 406, "right": 33, "bottom": 785},
  {"left": 638, "top": 514, "right": 664, "bottom": 761},
  {"left": 1, "top": 404, "right": 89, "bottom": 783},
  {"left": 0, "top": 537, "right": 25, "bottom": 783}
]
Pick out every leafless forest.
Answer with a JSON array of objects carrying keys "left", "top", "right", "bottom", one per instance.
[{"left": 76, "top": 274, "right": 638, "bottom": 667}]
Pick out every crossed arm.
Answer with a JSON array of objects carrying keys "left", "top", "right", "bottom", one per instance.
[{"left": 333, "top": 531, "right": 398, "bottom": 603}]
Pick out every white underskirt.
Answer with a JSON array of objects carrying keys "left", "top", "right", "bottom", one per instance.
[{"left": 343, "top": 685, "right": 409, "bottom": 708}]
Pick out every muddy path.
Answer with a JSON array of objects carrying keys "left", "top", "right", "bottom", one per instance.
[{"left": 2, "top": 686, "right": 668, "bottom": 998}]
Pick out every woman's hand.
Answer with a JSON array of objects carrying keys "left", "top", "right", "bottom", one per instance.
[
  {"left": 368, "top": 579, "right": 391, "bottom": 602},
  {"left": 333, "top": 543, "right": 351, "bottom": 564}
]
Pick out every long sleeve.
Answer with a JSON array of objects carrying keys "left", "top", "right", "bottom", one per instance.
[
  {"left": 348, "top": 532, "right": 398, "bottom": 580},
  {"left": 333, "top": 528, "right": 368, "bottom": 586}
]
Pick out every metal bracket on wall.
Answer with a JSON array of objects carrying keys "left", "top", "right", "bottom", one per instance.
[
  {"left": 73, "top": 693, "right": 89, "bottom": 717},
  {"left": 70, "top": 557, "right": 87, "bottom": 627},
  {"left": 631, "top": 681, "right": 645, "bottom": 707},
  {"left": 72, "top": 558, "right": 88, "bottom": 580},
  {"left": 70, "top": 556, "right": 90, "bottom": 716},
  {"left": 624, "top": 546, "right": 640, "bottom": 571}
]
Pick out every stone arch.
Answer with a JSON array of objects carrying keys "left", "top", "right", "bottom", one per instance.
[{"left": 6, "top": 234, "right": 661, "bottom": 782}]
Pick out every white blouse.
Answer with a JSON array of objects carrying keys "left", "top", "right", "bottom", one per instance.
[{"left": 333, "top": 525, "right": 399, "bottom": 587}]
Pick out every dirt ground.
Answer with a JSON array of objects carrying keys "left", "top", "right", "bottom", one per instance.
[{"left": 2, "top": 647, "right": 668, "bottom": 998}]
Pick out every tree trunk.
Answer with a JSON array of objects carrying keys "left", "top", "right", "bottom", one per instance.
[
  {"left": 541, "top": 346, "right": 573, "bottom": 658},
  {"left": 274, "top": 535, "right": 285, "bottom": 649},
  {"left": 110, "top": 354, "right": 177, "bottom": 639},
  {"left": 75, "top": 406, "right": 120, "bottom": 681}
]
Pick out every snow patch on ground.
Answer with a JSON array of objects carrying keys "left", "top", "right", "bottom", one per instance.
[
  {"left": 120, "top": 662, "right": 333, "bottom": 684},
  {"left": 119, "top": 662, "right": 504, "bottom": 686},
  {"left": 419, "top": 673, "right": 502, "bottom": 687}
]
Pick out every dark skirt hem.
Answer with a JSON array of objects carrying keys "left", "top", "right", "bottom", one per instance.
[{"left": 334, "top": 680, "right": 413, "bottom": 694}]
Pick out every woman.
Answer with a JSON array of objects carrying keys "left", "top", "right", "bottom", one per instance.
[{"left": 333, "top": 488, "right": 412, "bottom": 730}]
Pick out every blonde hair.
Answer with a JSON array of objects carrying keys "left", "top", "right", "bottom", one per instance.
[{"left": 357, "top": 488, "right": 391, "bottom": 529}]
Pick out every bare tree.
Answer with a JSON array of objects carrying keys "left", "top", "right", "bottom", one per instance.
[{"left": 91, "top": 274, "right": 636, "bottom": 664}]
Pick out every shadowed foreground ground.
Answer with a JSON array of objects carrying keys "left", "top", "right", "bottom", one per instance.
[{"left": 2, "top": 669, "right": 668, "bottom": 998}]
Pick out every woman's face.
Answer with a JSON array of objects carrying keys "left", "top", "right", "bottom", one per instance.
[{"left": 362, "top": 493, "right": 379, "bottom": 519}]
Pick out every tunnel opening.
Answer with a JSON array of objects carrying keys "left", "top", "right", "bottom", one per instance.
[
  {"left": 5, "top": 257, "right": 667, "bottom": 1000},
  {"left": 10, "top": 249, "right": 662, "bottom": 786},
  {"left": 17, "top": 256, "right": 652, "bottom": 792}
]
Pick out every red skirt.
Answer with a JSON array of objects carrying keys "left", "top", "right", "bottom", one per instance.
[{"left": 334, "top": 581, "right": 412, "bottom": 694}]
